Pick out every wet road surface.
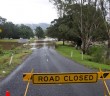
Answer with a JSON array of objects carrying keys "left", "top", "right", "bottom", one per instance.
[{"left": 0, "top": 40, "right": 108, "bottom": 96}]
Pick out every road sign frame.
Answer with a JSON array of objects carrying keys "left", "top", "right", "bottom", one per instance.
[{"left": 32, "top": 73, "right": 98, "bottom": 84}]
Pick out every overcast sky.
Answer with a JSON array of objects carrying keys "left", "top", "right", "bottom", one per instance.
[{"left": 0, "top": 0, "right": 58, "bottom": 24}]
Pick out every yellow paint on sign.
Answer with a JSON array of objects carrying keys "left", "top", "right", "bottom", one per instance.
[
  {"left": 23, "top": 73, "right": 32, "bottom": 81},
  {"left": 98, "top": 72, "right": 110, "bottom": 79},
  {"left": 32, "top": 73, "right": 98, "bottom": 84}
]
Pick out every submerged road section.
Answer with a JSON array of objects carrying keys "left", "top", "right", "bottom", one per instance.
[{"left": 0, "top": 40, "right": 108, "bottom": 96}]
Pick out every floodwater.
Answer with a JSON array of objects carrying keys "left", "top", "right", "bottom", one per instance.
[{"left": 30, "top": 40, "right": 55, "bottom": 50}]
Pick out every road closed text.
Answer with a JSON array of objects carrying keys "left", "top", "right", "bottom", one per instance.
[{"left": 32, "top": 73, "right": 98, "bottom": 84}]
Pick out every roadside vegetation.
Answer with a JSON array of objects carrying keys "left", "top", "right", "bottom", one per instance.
[
  {"left": 0, "top": 39, "right": 32, "bottom": 79},
  {"left": 47, "top": 0, "right": 110, "bottom": 67},
  {"left": 56, "top": 41, "right": 110, "bottom": 70},
  {"left": 0, "top": 15, "right": 45, "bottom": 79},
  {"left": 0, "top": 17, "right": 34, "bottom": 39}
]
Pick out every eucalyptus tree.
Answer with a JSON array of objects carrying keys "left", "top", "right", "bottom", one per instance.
[
  {"left": 98, "top": 0, "right": 110, "bottom": 59},
  {"left": 66, "top": 4, "right": 106, "bottom": 53},
  {"left": 50, "top": 0, "right": 107, "bottom": 54}
]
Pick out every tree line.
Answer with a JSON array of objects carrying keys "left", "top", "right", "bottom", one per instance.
[
  {"left": 0, "top": 16, "right": 45, "bottom": 39},
  {"left": 47, "top": 0, "right": 110, "bottom": 59}
]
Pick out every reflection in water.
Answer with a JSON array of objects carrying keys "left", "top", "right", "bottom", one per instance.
[
  {"left": 36, "top": 43, "right": 55, "bottom": 49},
  {"left": 30, "top": 40, "right": 55, "bottom": 50},
  {"left": 30, "top": 44, "right": 36, "bottom": 50}
]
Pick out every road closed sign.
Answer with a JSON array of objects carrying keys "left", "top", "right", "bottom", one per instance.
[{"left": 32, "top": 73, "right": 98, "bottom": 84}]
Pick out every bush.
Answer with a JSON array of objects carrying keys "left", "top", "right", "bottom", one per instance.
[
  {"left": 88, "top": 45, "right": 104, "bottom": 55},
  {"left": 88, "top": 45, "right": 106, "bottom": 63},
  {"left": 0, "top": 45, "right": 4, "bottom": 54}
]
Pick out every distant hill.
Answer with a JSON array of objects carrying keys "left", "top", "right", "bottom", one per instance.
[{"left": 26, "top": 23, "right": 50, "bottom": 30}]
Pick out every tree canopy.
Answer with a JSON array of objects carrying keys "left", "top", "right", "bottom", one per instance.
[
  {"left": 35, "top": 26, "right": 44, "bottom": 39},
  {"left": 0, "top": 16, "right": 34, "bottom": 39},
  {"left": 48, "top": 0, "right": 108, "bottom": 54}
]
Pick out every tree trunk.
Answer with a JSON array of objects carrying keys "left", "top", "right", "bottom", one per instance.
[
  {"left": 82, "top": 38, "right": 91, "bottom": 54},
  {"left": 82, "top": 40, "right": 86, "bottom": 54},
  {"left": 63, "top": 38, "right": 65, "bottom": 45}
]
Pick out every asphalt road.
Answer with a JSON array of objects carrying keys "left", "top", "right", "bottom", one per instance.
[{"left": 0, "top": 42, "right": 109, "bottom": 96}]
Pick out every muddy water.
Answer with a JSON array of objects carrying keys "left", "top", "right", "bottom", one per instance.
[
  {"left": 0, "top": 42, "right": 22, "bottom": 50},
  {"left": 30, "top": 40, "right": 55, "bottom": 50}
]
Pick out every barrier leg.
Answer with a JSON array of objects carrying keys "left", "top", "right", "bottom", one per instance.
[
  {"left": 24, "top": 69, "right": 34, "bottom": 96},
  {"left": 99, "top": 68, "right": 110, "bottom": 96}
]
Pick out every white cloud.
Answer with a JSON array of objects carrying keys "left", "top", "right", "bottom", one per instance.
[{"left": 0, "top": 0, "right": 57, "bottom": 24}]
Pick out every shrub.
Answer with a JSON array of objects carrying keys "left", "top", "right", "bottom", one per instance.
[
  {"left": 88, "top": 45, "right": 106, "bottom": 63},
  {"left": 105, "top": 59, "right": 110, "bottom": 65},
  {"left": 87, "top": 45, "right": 104, "bottom": 55},
  {"left": 0, "top": 45, "right": 4, "bottom": 54}
]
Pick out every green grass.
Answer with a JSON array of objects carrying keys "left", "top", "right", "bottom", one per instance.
[
  {"left": 0, "top": 50, "right": 32, "bottom": 77},
  {"left": 56, "top": 43, "right": 110, "bottom": 71},
  {"left": 0, "top": 49, "right": 32, "bottom": 77},
  {"left": 0, "top": 46, "right": 32, "bottom": 78},
  {"left": 0, "top": 39, "right": 34, "bottom": 79}
]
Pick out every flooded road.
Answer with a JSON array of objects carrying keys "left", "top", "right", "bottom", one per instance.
[
  {"left": 0, "top": 39, "right": 105, "bottom": 96},
  {"left": 30, "top": 40, "right": 55, "bottom": 50}
]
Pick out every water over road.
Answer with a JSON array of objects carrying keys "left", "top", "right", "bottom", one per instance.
[{"left": 0, "top": 40, "right": 109, "bottom": 96}]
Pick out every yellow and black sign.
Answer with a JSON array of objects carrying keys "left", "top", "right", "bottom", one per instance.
[
  {"left": 23, "top": 73, "right": 32, "bottom": 81},
  {"left": 23, "top": 72, "right": 110, "bottom": 82},
  {"left": 32, "top": 73, "right": 98, "bottom": 84},
  {"left": 98, "top": 72, "right": 110, "bottom": 79}
]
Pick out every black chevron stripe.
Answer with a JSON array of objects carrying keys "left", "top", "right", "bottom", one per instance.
[
  {"left": 23, "top": 74, "right": 32, "bottom": 80},
  {"left": 23, "top": 74, "right": 26, "bottom": 78},
  {"left": 30, "top": 76, "right": 32, "bottom": 79},
  {"left": 100, "top": 73, "right": 109, "bottom": 78}
]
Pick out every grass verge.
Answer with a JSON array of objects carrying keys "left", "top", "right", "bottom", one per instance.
[
  {"left": 0, "top": 49, "right": 32, "bottom": 78},
  {"left": 0, "top": 44, "right": 32, "bottom": 79},
  {"left": 56, "top": 42, "right": 110, "bottom": 71}
]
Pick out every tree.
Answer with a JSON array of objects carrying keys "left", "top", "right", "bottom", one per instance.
[
  {"left": 0, "top": 16, "right": 6, "bottom": 24},
  {"left": 50, "top": 0, "right": 107, "bottom": 54},
  {"left": 3, "top": 22, "right": 18, "bottom": 38},
  {"left": 0, "top": 16, "right": 6, "bottom": 38},
  {"left": 19, "top": 24, "right": 34, "bottom": 39},
  {"left": 35, "top": 26, "right": 44, "bottom": 39},
  {"left": 47, "top": 18, "right": 68, "bottom": 45},
  {"left": 69, "top": 4, "right": 106, "bottom": 53},
  {"left": 99, "top": 0, "right": 110, "bottom": 59},
  {"left": 0, "top": 16, "right": 34, "bottom": 39}
]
